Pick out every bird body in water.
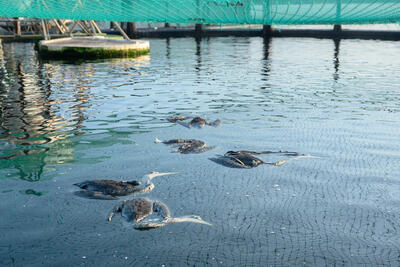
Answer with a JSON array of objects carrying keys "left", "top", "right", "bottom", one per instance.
[
  {"left": 108, "top": 197, "right": 212, "bottom": 230},
  {"left": 73, "top": 172, "right": 178, "bottom": 200},
  {"left": 224, "top": 151, "right": 266, "bottom": 168},
  {"left": 155, "top": 137, "right": 216, "bottom": 154},
  {"left": 211, "top": 150, "right": 311, "bottom": 168},
  {"left": 166, "top": 115, "right": 221, "bottom": 128}
]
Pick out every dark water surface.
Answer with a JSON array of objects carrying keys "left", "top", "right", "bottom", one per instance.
[{"left": 0, "top": 37, "right": 400, "bottom": 266}]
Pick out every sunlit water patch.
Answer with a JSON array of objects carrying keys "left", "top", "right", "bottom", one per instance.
[{"left": 0, "top": 37, "right": 400, "bottom": 266}]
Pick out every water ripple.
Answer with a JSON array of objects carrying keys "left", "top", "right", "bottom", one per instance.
[{"left": 1, "top": 37, "right": 400, "bottom": 266}]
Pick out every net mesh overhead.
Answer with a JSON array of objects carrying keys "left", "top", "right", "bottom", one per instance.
[{"left": 1, "top": 0, "right": 400, "bottom": 25}]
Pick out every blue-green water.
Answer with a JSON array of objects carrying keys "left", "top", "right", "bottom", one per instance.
[{"left": 0, "top": 37, "right": 400, "bottom": 266}]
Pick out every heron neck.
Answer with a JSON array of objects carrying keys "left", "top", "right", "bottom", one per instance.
[{"left": 135, "top": 182, "right": 154, "bottom": 193}]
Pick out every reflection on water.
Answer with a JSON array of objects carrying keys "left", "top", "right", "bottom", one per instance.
[
  {"left": 0, "top": 43, "right": 72, "bottom": 180},
  {"left": 262, "top": 37, "right": 271, "bottom": 80},
  {"left": 0, "top": 42, "right": 150, "bottom": 181},
  {"left": 20, "top": 188, "right": 46, "bottom": 196},
  {"left": 333, "top": 38, "right": 341, "bottom": 81},
  {"left": 165, "top": 38, "right": 171, "bottom": 60}
]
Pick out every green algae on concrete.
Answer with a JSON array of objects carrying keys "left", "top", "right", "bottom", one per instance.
[{"left": 38, "top": 36, "right": 149, "bottom": 59}]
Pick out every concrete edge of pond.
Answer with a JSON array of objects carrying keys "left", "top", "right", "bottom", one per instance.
[{"left": 37, "top": 36, "right": 150, "bottom": 59}]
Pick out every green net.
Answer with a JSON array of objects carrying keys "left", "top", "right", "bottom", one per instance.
[{"left": 1, "top": 0, "right": 399, "bottom": 25}]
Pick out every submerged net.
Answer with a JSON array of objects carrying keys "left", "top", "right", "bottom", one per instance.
[{"left": 1, "top": 0, "right": 399, "bottom": 25}]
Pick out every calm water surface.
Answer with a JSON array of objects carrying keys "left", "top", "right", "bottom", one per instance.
[{"left": 0, "top": 37, "right": 400, "bottom": 266}]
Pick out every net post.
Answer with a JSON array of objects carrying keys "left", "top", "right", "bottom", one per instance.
[
  {"left": 126, "top": 22, "right": 137, "bottom": 38},
  {"left": 333, "top": 25, "right": 342, "bottom": 32},
  {"left": 195, "top": 0, "right": 203, "bottom": 37},
  {"left": 195, "top": 24, "right": 203, "bottom": 37},
  {"left": 14, "top": 17, "right": 21, "bottom": 37},
  {"left": 334, "top": 0, "right": 342, "bottom": 32},
  {"left": 263, "top": 25, "right": 273, "bottom": 38}
]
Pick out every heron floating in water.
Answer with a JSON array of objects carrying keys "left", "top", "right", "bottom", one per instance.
[
  {"left": 73, "top": 172, "right": 178, "bottom": 200},
  {"left": 155, "top": 137, "right": 216, "bottom": 154},
  {"left": 108, "top": 197, "right": 212, "bottom": 230},
  {"left": 166, "top": 115, "right": 221, "bottom": 128},
  {"left": 210, "top": 150, "right": 313, "bottom": 168}
]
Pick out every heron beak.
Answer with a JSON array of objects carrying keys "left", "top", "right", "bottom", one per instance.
[
  {"left": 147, "top": 172, "right": 179, "bottom": 180},
  {"left": 197, "top": 219, "right": 213, "bottom": 226},
  {"left": 155, "top": 172, "right": 179, "bottom": 177}
]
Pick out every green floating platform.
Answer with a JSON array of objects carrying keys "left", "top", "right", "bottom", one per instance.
[{"left": 38, "top": 36, "right": 149, "bottom": 59}]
